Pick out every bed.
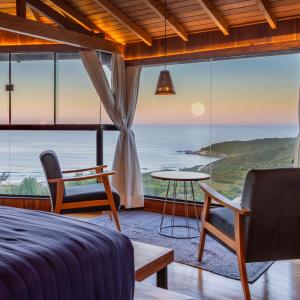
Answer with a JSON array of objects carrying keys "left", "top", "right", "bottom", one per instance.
[{"left": 0, "top": 206, "right": 134, "bottom": 300}]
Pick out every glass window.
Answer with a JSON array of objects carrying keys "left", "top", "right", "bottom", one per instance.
[
  {"left": 0, "top": 54, "right": 9, "bottom": 124},
  {"left": 103, "top": 130, "right": 119, "bottom": 170},
  {"left": 3, "top": 130, "right": 97, "bottom": 196},
  {"left": 0, "top": 131, "right": 10, "bottom": 194},
  {"left": 207, "top": 54, "right": 300, "bottom": 199},
  {"left": 135, "top": 54, "right": 300, "bottom": 201},
  {"left": 11, "top": 53, "right": 54, "bottom": 124},
  {"left": 56, "top": 52, "right": 100, "bottom": 124},
  {"left": 135, "top": 62, "right": 212, "bottom": 200},
  {"left": 99, "top": 52, "right": 113, "bottom": 124},
  {"left": 100, "top": 63, "right": 114, "bottom": 124}
]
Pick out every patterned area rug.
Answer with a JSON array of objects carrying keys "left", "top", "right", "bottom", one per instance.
[{"left": 89, "top": 210, "right": 273, "bottom": 283}]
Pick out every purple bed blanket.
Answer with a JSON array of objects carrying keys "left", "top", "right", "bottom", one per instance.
[{"left": 0, "top": 206, "right": 134, "bottom": 300}]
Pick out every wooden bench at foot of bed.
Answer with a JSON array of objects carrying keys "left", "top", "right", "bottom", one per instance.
[
  {"left": 134, "top": 282, "right": 194, "bottom": 300},
  {"left": 133, "top": 241, "right": 174, "bottom": 289}
]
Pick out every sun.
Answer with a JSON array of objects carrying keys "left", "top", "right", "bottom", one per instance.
[{"left": 191, "top": 102, "right": 206, "bottom": 117}]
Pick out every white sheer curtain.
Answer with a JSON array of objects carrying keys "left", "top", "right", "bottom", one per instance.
[
  {"left": 294, "top": 86, "right": 300, "bottom": 167},
  {"left": 80, "top": 51, "right": 144, "bottom": 208}
]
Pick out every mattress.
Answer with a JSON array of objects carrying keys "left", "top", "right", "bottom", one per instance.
[{"left": 0, "top": 206, "right": 134, "bottom": 300}]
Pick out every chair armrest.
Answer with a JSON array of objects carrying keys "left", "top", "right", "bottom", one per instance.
[
  {"left": 62, "top": 165, "right": 107, "bottom": 174},
  {"left": 48, "top": 171, "right": 115, "bottom": 183},
  {"left": 200, "top": 183, "right": 251, "bottom": 215}
]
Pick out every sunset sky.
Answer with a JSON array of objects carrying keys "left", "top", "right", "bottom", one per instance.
[
  {"left": 0, "top": 53, "right": 299, "bottom": 125},
  {"left": 134, "top": 53, "right": 300, "bottom": 125}
]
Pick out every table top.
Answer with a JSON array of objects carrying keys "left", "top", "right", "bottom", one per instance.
[
  {"left": 150, "top": 171, "right": 210, "bottom": 181},
  {"left": 133, "top": 241, "right": 174, "bottom": 281}
]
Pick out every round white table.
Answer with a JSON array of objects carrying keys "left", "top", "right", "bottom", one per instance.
[{"left": 151, "top": 171, "right": 210, "bottom": 239}]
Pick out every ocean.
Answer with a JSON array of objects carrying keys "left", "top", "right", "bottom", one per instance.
[{"left": 0, "top": 124, "right": 298, "bottom": 183}]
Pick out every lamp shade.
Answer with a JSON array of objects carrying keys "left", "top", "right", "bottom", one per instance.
[{"left": 154, "top": 70, "right": 176, "bottom": 95}]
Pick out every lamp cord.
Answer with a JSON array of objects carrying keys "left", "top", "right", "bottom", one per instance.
[
  {"left": 164, "top": 0, "right": 166, "bottom": 70},
  {"left": 209, "top": 59, "right": 213, "bottom": 184}
]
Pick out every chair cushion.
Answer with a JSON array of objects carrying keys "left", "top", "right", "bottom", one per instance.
[
  {"left": 64, "top": 183, "right": 121, "bottom": 210},
  {"left": 209, "top": 207, "right": 235, "bottom": 239}
]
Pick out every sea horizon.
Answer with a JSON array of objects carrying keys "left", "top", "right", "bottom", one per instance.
[{"left": 0, "top": 124, "right": 298, "bottom": 184}]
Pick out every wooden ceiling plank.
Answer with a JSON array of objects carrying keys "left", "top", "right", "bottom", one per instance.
[
  {"left": 26, "top": 0, "right": 91, "bottom": 34},
  {"left": 125, "top": 19, "right": 300, "bottom": 65},
  {"left": 142, "top": 0, "right": 188, "bottom": 41},
  {"left": 16, "top": 0, "right": 26, "bottom": 17},
  {"left": 94, "top": 0, "right": 152, "bottom": 46},
  {"left": 0, "top": 12, "right": 123, "bottom": 53},
  {"left": 256, "top": 0, "right": 277, "bottom": 29},
  {"left": 196, "top": 0, "right": 229, "bottom": 35}
]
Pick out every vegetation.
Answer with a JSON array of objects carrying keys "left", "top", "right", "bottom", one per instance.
[
  {"left": 0, "top": 176, "right": 48, "bottom": 195},
  {"left": 143, "top": 137, "right": 296, "bottom": 200},
  {"left": 0, "top": 171, "right": 97, "bottom": 195},
  {"left": 143, "top": 166, "right": 206, "bottom": 201},
  {"left": 0, "top": 173, "right": 9, "bottom": 182}
]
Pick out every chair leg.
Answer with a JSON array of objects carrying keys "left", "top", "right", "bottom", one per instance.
[
  {"left": 235, "top": 213, "right": 251, "bottom": 300},
  {"left": 198, "top": 227, "right": 207, "bottom": 261},
  {"left": 101, "top": 177, "right": 121, "bottom": 232},
  {"left": 108, "top": 212, "right": 113, "bottom": 220},
  {"left": 110, "top": 204, "right": 121, "bottom": 232},
  {"left": 54, "top": 183, "right": 64, "bottom": 214},
  {"left": 198, "top": 194, "right": 211, "bottom": 261},
  {"left": 236, "top": 248, "right": 251, "bottom": 300}
]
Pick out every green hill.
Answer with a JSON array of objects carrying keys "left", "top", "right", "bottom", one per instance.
[
  {"left": 143, "top": 137, "right": 296, "bottom": 200},
  {"left": 200, "top": 137, "right": 296, "bottom": 198}
]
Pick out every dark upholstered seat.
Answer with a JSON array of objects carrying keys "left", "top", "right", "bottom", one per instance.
[
  {"left": 209, "top": 207, "right": 235, "bottom": 239},
  {"left": 198, "top": 168, "right": 300, "bottom": 300},
  {"left": 40, "top": 150, "right": 121, "bottom": 229},
  {"left": 64, "top": 183, "right": 121, "bottom": 209}
]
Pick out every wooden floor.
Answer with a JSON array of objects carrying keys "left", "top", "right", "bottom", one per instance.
[
  {"left": 72, "top": 212, "right": 300, "bottom": 300},
  {"left": 142, "top": 260, "right": 300, "bottom": 300}
]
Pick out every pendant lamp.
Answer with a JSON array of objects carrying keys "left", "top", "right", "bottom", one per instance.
[{"left": 155, "top": 0, "right": 175, "bottom": 95}]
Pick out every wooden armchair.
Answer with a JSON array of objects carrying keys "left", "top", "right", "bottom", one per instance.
[
  {"left": 198, "top": 168, "right": 300, "bottom": 300},
  {"left": 40, "top": 150, "right": 121, "bottom": 231}
]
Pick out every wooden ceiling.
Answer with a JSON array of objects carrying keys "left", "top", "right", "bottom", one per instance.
[
  {"left": 0, "top": 0, "right": 299, "bottom": 44},
  {"left": 0, "top": 0, "right": 299, "bottom": 63}
]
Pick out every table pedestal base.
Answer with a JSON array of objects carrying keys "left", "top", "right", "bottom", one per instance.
[
  {"left": 158, "top": 225, "right": 199, "bottom": 239},
  {"left": 158, "top": 180, "right": 201, "bottom": 239}
]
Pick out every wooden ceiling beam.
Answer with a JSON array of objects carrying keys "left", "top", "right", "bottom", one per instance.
[
  {"left": 94, "top": 0, "right": 152, "bottom": 46},
  {"left": 47, "top": 0, "right": 101, "bottom": 33},
  {"left": 0, "top": 44, "right": 87, "bottom": 53},
  {"left": 26, "top": 0, "right": 91, "bottom": 35},
  {"left": 0, "top": 12, "right": 123, "bottom": 53},
  {"left": 27, "top": 6, "right": 40, "bottom": 21},
  {"left": 256, "top": 0, "right": 277, "bottom": 29},
  {"left": 16, "top": 0, "right": 27, "bottom": 18},
  {"left": 142, "top": 0, "right": 188, "bottom": 41},
  {"left": 196, "top": 0, "right": 229, "bottom": 36}
]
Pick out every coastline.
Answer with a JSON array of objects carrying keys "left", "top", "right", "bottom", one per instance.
[{"left": 184, "top": 149, "right": 228, "bottom": 158}]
